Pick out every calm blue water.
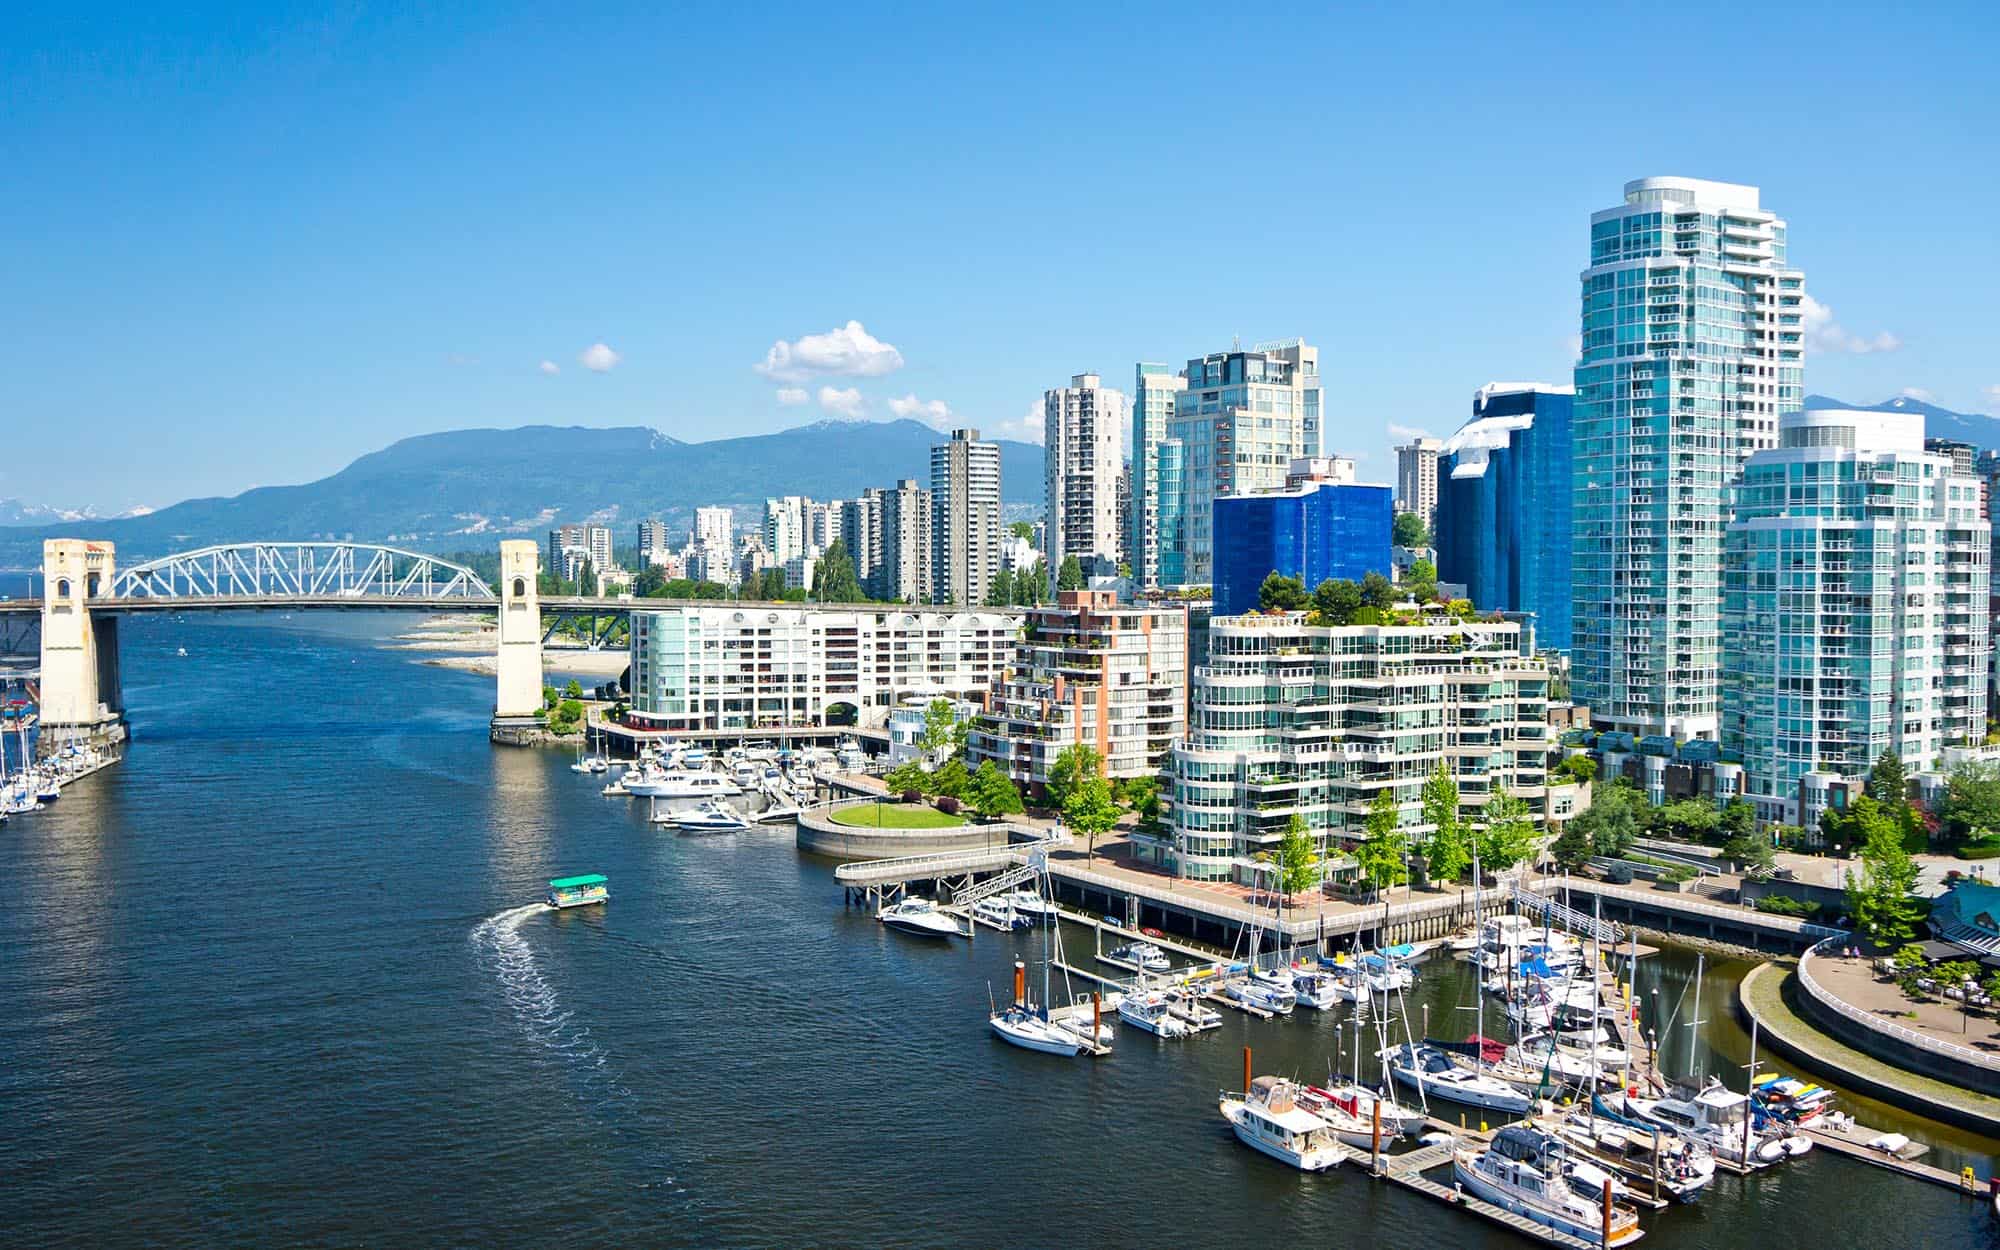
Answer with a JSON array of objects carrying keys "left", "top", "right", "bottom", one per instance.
[{"left": 0, "top": 612, "right": 1994, "bottom": 1248}]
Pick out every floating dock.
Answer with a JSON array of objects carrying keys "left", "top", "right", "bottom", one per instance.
[
  {"left": 1803, "top": 1117, "right": 1990, "bottom": 1195},
  {"left": 1374, "top": 1141, "right": 1605, "bottom": 1250}
]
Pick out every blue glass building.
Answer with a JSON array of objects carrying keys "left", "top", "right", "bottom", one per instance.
[
  {"left": 1212, "top": 468, "right": 1393, "bottom": 615},
  {"left": 1434, "top": 383, "right": 1575, "bottom": 651}
]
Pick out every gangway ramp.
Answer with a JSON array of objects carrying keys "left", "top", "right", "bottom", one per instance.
[{"left": 831, "top": 827, "right": 1070, "bottom": 889}]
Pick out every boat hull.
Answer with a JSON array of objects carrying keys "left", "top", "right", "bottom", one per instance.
[
  {"left": 1219, "top": 1102, "right": 1343, "bottom": 1172},
  {"left": 1453, "top": 1155, "right": 1643, "bottom": 1246},
  {"left": 990, "top": 1015, "right": 1086, "bottom": 1055}
]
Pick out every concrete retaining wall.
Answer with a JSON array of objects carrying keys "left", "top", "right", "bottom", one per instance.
[
  {"left": 1792, "top": 942, "right": 2000, "bottom": 1097},
  {"left": 795, "top": 804, "right": 1015, "bottom": 860}
]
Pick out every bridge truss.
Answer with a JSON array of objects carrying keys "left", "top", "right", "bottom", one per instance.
[{"left": 113, "top": 543, "right": 495, "bottom": 603}]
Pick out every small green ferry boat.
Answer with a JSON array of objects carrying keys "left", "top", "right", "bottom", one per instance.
[{"left": 546, "top": 874, "right": 609, "bottom": 909}]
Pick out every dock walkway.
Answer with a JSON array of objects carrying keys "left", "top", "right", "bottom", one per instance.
[{"left": 1377, "top": 1141, "right": 1601, "bottom": 1249}]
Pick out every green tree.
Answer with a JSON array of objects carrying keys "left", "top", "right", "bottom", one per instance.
[
  {"left": 810, "top": 539, "right": 865, "bottom": 603},
  {"left": 1311, "top": 578, "right": 1363, "bottom": 626},
  {"left": 1892, "top": 942, "right": 1930, "bottom": 996},
  {"left": 548, "top": 698, "right": 586, "bottom": 734},
  {"left": 1420, "top": 762, "right": 1472, "bottom": 882},
  {"left": 1553, "top": 755, "right": 1597, "bottom": 784},
  {"left": 1867, "top": 748, "right": 1910, "bottom": 806},
  {"left": 1133, "top": 784, "right": 1166, "bottom": 835},
  {"left": 985, "top": 568, "right": 1015, "bottom": 606},
  {"left": 1257, "top": 571, "right": 1310, "bottom": 612},
  {"left": 1719, "top": 797, "right": 1754, "bottom": 842},
  {"left": 1844, "top": 796, "right": 1923, "bottom": 948},
  {"left": 755, "top": 568, "right": 788, "bottom": 601},
  {"left": 929, "top": 756, "right": 970, "bottom": 800},
  {"left": 1475, "top": 789, "right": 1540, "bottom": 872},
  {"left": 883, "top": 760, "right": 932, "bottom": 796},
  {"left": 1721, "top": 825, "right": 1776, "bottom": 875},
  {"left": 1569, "top": 778, "right": 1642, "bottom": 859},
  {"left": 1009, "top": 520, "right": 1035, "bottom": 542},
  {"left": 1057, "top": 555, "right": 1087, "bottom": 592},
  {"left": 1360, "top": 570, "right": 1396, "bottom": 610},
  {"left": 1275, "top": 813, "right": 1323, "bottom": 896},
  {"left": 1937, "top": 760, "right": 2000, "bottom": 849},
  {"left": 1405, "top": 557, "right": 1438, "bottom": 605},
  {"left": 542, "top": 684, "right": 559, "bottom": 711},
  {"left": 1016, "top": 561, "right": 1049, "bottom": 605},
  {"left": 1653, "top": 798, "right": 1720, "bottom": 845},
  {"left": 1047, "top": 743, "right": 1102, "bottom": 813},
  {"left": 1550, "top": 821, "right": 1595, "bottom": 873},
  {"left": 1114, "top": 775, "right": 1157, "bottom": 812},
  {"left": 633, "top": 564, "right": 667, "bottom": 597},
  {"left": 1392, "top": 511, "right": 1430, "bottom": 549},
  {"left": 918, "top": 697, "right": 965, "bottom": 763},
  {"left": 1063, "top": 768, "right": 1120, "bottom": 862},
  {"left": 966, "top": 760, "right": 1025, "bottom": 822},
  {"left": 563, "top": 679, "right": 584, "bottom": 700},
  {"left": 1354, "top": 788, "right": 1410, "bottom": 894}
]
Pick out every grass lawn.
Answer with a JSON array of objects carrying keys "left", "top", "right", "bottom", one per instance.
[{"left": 828, "top": 801, "right": 968, "bottom": 829}]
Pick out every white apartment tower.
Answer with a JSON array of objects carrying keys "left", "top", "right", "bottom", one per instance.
[
  {"left": 1394, "top": 438, "right": 1443, "bottom": 525},
  {"left": 1723, "top": 408, "right": 1989, "bottom": 824},
  {"left": 930, "top": 428, "right": 1002, "bottom": 606},
  {"left": 1573, "top": 176, "right": 1807, "bottom": 739},
  {"left": 1044, "top": 373, "right": 1128, "bottom": 578},
  {"left": 1164, "top": 339, "right": 1321, "bottom": 585}
]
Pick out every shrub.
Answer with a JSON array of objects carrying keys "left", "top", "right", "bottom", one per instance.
[
  {"left": 1604, "top": 864, "right": 1634, "bottom": 885},
  {"left": 900, "top": 789, "right": 923, "bottom": 804},
  {"left": 1755, "top": 894, "right": 1820, "bottom": 919},
  {"left": 934, "top": 795, "right": 962, "bottom": 816},
  {"left": 1958, "top": 837, "right": 2000, "bottom": 861},
  {"left": 1659, "top": 864, "right": 1697, "bottom": 885}
]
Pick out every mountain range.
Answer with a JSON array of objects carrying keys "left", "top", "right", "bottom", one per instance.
[
  {"left": 0, "top": 420, "right": 1043, "bottom": 565},
  {"left": 1802, "top": 393, "right": 2000, "bottom": 447}
]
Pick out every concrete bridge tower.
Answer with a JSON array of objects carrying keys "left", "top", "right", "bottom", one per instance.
[
  {"left": 492, "top": 539, "right": 544, "bottom": 733},
  {"left": 39, "top": 539, "right": 126, "bottom": 752}
]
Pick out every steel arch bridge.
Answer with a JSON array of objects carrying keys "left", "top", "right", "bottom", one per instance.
[{"left": 111, "top": 542, "right": 496, "bottom": 603}]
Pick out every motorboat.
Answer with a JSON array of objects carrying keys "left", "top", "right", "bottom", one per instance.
[
  {"left": 666, "top": 799, "right": 754, "bottom": 832},
  {"left": 627, "top": 770, "right": 741, "bottom": 799},
  {"left": 1220, "top": 1077, "right": 1348, "bottom": 1172},
  {"left": 1749, "top": 1074, "right": 1834, "bottom": 1126},
  {"left": 1453, "top": 1125, "right": 1645, "bottom": 1247},
  {"left": 996, "top": 889, "right": 1060, "bottom": 921},
  {"left": 1551, "top": 1113, "right": 1715, "bottom": 1204},
  {"left": 1161, "top": 985, "right": 1225, "bottom": 1032},
  {"left": 877, "top": 896, "right": 964, "bottom": 939},
  {"left": 1100, "top": 941, "right": 1171, "bottom": 973},
  {"left": 1600, "top": 1083, "right": 1788, "bottom": 1168},
  {"left": 972, "top": 895, "right": 1033, "bottom": 931},
  {"left": 545, "top": 874, "right": 609, "bottom": 909},
  {"left": 1225, "top": 976, "right": 1295, "bottom": 1015},
  {"left": 1117, "top": 990, "right": 1192, "bottom": 1038},
  {"left": 570, "top": 754, "right": 610, "bottom": 774},
  {"left": 990, "top": 1004, "right": 1092, "bottom": 1055},
  {"left": 1509, "top": 1032, "right": 1607, "bottom": 1087},
  {"left": 1292, "top": 970, "right": 1346, "bottom": 1010},
  {"left": 1379, "top": 1042, "right": 1533, "bottom": 1114}
]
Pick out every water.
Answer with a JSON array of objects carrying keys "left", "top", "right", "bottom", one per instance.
[{"left": 1, "top": 612, "right": 1996, "bottom": 1248}]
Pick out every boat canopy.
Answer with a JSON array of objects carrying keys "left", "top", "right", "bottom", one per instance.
[{"left": 548, "top": 874, "right": 608, "bottom": 889}]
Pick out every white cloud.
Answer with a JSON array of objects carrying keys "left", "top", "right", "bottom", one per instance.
[
  {"left": 754, "top": 320, "right": 904, "bottom": 382},
  {"left": 1897, "top": 387, "right": 1933, "bottom": 402},
  {"left": 538, "top": 360, "right": 560, "bottom": 376},
  {"left": 775, "top": 386, "right": 809, "bottom": 406},
  {"left": 578, "top": 342, "right": 622, "bottom": 372},
  {"left": 1801, "top": 296, "right": 1901, "bottom": 355},
  {"left": 887, "top": 392, "right": 954, "bottom": 428},
  {"left": 817, "top": 386, "right": 865, "bottom": 418},
  {"left": 983, "top": 399, "right": 1046, "bottom": 445},
  {"left": 1386, "top": 423, "right": 1438, "bottom": 441}
]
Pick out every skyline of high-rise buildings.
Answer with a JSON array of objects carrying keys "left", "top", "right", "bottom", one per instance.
[
  {"left": 1043, "top": 372, "right": 1127, "bottom": 580},
  {"left": 1571, "top": 176, "right": 1807, "bottom": 740}
]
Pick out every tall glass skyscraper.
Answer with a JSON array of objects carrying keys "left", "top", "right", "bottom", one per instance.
[
  {"left": 1722, "top": 409, "right": 1989, "bottom": 826},
  {"left": 1131, "top": 362, "right": 1187, "bottom": 589},
  {"left": 1211, "top": 460, "right": 1392, "bottom": 616},
  {"left": 1434, "top": 382, "right": 1575, "bottom": 651},
  {"left": 1572, "top": 177, "right": 1806, "bottom": 738}
]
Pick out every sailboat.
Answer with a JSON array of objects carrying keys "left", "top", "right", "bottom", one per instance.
[{"left": 988, "top": 863, "right": 1107, "bottom": 1057}]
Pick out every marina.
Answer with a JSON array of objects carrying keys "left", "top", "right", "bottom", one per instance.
[{"left": 2, "top": 614, "right": 1995, "bottom": 1248}]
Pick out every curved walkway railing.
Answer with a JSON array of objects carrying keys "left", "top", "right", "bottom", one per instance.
[
  {"left": 1796, "top": 936, "right": 2000, "bottom": 1073},
  {"left": 830, "top": 824, "right": 1061, "bottom": 886},
  {"left": 1555, "top": 876, "right": 1848, "bottom": 941}
]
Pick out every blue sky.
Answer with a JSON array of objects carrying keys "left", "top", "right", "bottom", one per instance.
[{"left": 4, "top": 2, "right": 1996, "bottom": 512}]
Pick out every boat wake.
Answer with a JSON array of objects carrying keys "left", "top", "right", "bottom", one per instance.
[{"left": 470, "top": 904, "right": 631, "bottom": 1100}]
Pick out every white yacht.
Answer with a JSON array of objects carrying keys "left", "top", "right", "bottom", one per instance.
[
  {"left": 1219, "top": 1077, "right": 1348, "bottom": 1172},
  {"left": 1455, "top": 1125, "right": 1645, "bottom": 1245},
  {"left": 996, "top": 889, "right": 1059, "bottom": 921},
  {"left": 1552, "top": 1114, "right": 1716, "bottom": 1204},
  {"left": 666, "top": 799, "right": 754, "bottom": 832},
  {"left": 1291, "top": 970, "right": 1344, "bottom": 1011},
  {"left": 1379, "top": 1042, "right": 1533, "bottom": 1114},
  {"left": 1606, "top": 1083, "right": 1788, "bottom": 1168},
  {"left": 1117, "top": 990, "right": 1192, "bottom": 1038},
  {"left": 972, "top": 896, "right": 1033, "bottom": 930},
  {"left": 1225, "top": 977, "right": 1295, "bottom": 1015},
  {"left": 877, "top": 896, "right": 964, "bottom": 939},
  {"left": 627, "top": 770, "right": 742, "bottom": 799},
  {"left": 1099, "top": 941, "right": 1171, "bottom": 973},
  {"left": 1161, "top": 986, "right": 1224, "bottom": 1032},
  {"left": 1304, "top": 1081, "right": 1428, "bottom": 1145}
]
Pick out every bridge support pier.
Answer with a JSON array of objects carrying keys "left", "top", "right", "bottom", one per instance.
[
  {"left": 38, "top": 539, "right": 127, "bottom": 759},
  {"left": 490, "top": 539, "right": 544, "bottom": 741}
]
